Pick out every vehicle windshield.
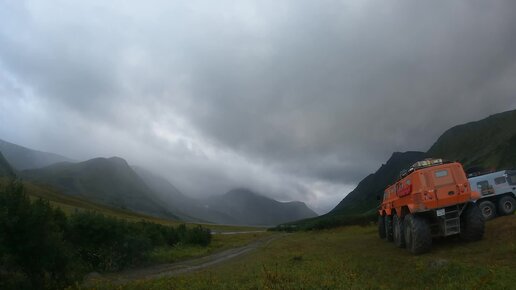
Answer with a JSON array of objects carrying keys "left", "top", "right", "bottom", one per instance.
[{"left": 507, "top": 171, "right": 516, "bottom": 185}]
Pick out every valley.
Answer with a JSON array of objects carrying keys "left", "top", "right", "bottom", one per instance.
[{"left": 81, "top": 215, "right": 516, "bottom": 290}]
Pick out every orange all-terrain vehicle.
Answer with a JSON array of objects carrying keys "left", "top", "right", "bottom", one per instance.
[{"left": 378, "top": 158, "right": 485, "bottom": 254}]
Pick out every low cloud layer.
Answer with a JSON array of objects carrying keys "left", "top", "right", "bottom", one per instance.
[{"left": 1, "top": 1, "right": 516, "bottom": 213}]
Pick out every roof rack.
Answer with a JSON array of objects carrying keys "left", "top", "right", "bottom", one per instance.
[
  {"left": 398, "top": 158, "right": 449, "bottom": 180},
  {"left": 466, "top": 169, "right": 496, "bottom": 178}
]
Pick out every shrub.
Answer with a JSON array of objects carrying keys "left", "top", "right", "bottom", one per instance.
[{"left": 0, "top": 180, "right": 212, "bottom": 289}]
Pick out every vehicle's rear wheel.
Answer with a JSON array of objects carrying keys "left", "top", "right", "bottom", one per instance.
[
  {"left": 497, "top": 196, "right": 516, "bottom": 216},
  {"left": 393, "top": 214, "right": 405, "bottom": 248},
  {"left": 385, "top": 215, "right": 393, "bottom": 242},
  {"left": 378, "top": 215, "right": 386, "bottom": 239},
  {"left": 460, "top": 202, "right": 485, "bottom": 242},
  {"left": 403, "top": 214, "right": 431, "bottom": 255},
  {"left": 477, "top": 200, "right": 496, "bottom": 220}
]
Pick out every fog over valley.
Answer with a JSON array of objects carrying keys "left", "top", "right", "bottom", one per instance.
[{"left": 1, "top": 0, "right": 516, "bottom": 214}]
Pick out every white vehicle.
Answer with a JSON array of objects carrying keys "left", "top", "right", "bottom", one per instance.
[{"left": 468, "top": 170, "right": 516, "bottom": 220}]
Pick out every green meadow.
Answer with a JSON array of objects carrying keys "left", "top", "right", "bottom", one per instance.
[{"left": 86, "top": 215, "right": 516, "bottom": 290}]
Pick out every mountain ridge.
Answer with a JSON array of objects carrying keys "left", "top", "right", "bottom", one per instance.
[
  {"left": 21, "top": 156, "right": 180, "bottom": 219},
  {"left": 204, "top": 188, "right": 318, "bottom": 226},
  {"left": 0, "top": 138, "right": 73, "bottom": 170}
]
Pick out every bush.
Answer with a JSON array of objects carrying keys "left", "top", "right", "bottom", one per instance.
[
  {"left": 0, "top": 180, "right": 79, "bottom": 290},
  {"left": 0, "top": 180, "right": 212, "bottom": 289}
]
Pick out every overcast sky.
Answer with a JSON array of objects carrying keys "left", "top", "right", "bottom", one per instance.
[{"left": 1, "top": 1, "right": 516, "bottom": 214}]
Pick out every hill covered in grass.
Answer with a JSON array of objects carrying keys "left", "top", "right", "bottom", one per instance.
[
  {"left": 427, "top": 109, "right": 516, "bottom": 170},
  {"left": 21, "top": 157, "right": 179, "bottom": 219},
  {"left": 283, "top": 108, "right": 516, "bottom": 230}
]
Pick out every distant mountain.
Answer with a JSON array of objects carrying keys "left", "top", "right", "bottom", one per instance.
[
  {"left": 0, "top": 139, "right": 73, "bottom": 170},
  {"left": 21, "top": 157, "right": 179, "bottom": 219},
  {"left": 427, "top": 109, "right": 516, "bottom": 170},
  {"left": 0, "top": 151, "right": 16, "bottom": 178},
  {"left": 133, "top": 168, "right": 313, "bottom": 226},
  {"left": 203, "top": 188, "right": 318, "bottom": 226},
  {"left": 133, "top": 166, "right": 236, "bottom": 224}
]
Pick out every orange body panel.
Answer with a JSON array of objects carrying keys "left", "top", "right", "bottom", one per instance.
[{"left": 379, "top": 162, "right": 478, "bottom": 217}]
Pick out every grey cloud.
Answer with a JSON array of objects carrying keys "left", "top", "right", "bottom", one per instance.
[{"left": 1, "top": 1, "right": 516, "bottom": 214}]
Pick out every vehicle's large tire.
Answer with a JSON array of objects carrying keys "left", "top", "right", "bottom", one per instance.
[
  {"left": 477, "top": 200, "right": 496, "bottom": 220},
  {"left": 385, "top": 215, "right": 393, "bottom": 242},
  {"left": 497, "top": 196, "right": 516, "bottom": 216},
  {"left": 403, "top": 214, "right": 431, "bottom": 255},
  {"left": 460, "top": 202, "right": 485, "bottom": 242},
  {"left": 393, "top": 214, "right": 405, "bottom": 248},
  {"left": 378, "top": 215, "right": 386, "bottom": 239}
]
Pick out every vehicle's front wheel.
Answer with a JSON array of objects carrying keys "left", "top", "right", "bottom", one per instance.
[
  {"left": 460, "top": 202, "right": 485, "bottom": 242},
  {"left": 404, "top": 214, "right": 431, "bottom": 255},
  {"left": 393, "top": 214, "right": 405, "bottom": 248},
  {"left": 477, "top": 200, "right": 496, "bottom": 220},
  {"left": 378, "top": 215, "right": 386, "bottom": 239},
  {"left": 385, "top": 215, "right": 393, "bottom": 242},
  {"left": 497, "top": 196, "right": 516, "bottom": 216}
]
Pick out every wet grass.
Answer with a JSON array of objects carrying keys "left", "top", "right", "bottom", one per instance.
[{"left": 85, "top": 215, "right": 516, "bottom": 290}]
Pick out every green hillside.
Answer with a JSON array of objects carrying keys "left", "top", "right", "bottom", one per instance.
[
  {"left": 282, "top": 109, "right": 516, "bottom": 230},
  {"left": 21, "top": 157, "right": 179, "bottom": 220},
  {"left": 280, "top": 152, "right": 425, "bottom": 230},
  {"left": 427, "top": 109, "right": 516, "bottom": 170},
  {"left": 331, "top": 151, "right": 426, "bottom": 215},
  {"left": 0, "top": 177, "right": 259, "bottom": 232}
]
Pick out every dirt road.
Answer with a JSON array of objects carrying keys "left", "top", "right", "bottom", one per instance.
[{"left": 88, "top": 233, "right": 285, "bottom": 286}]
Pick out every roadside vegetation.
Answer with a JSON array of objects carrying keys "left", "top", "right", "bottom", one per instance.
[
  {"left": 272, "top": 212, "right": 376, "bottom": 231},
  {"left": 87, "top": 214, "right": 516, "bottom": 290},
  {"left": 0, "top": 180, "right": 211, "bottom": 290}
]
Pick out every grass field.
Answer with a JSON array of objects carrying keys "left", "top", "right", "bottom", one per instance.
[
  {"left": 147, "top": 231, "right": 273, "bottom": 264},
  {"left": 84, "top": 215, "right": 516, "bottom": 290}
]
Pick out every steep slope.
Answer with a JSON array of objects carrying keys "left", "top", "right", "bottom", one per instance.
[
  {"left": 133, "top": 166, "right": 236, "bottom": 224},
  {"left": 427, "top": 109, "right": 516, "bottom": 170},
  {"left": 279, "top": 151, "right": 426, "bottom": 230},
  {"left": 0, "top": 138, "right": 73, "bottom": 170},
  {"left": 284, "top": 109, "right": 516, "bottom": 229},
  {"left": 331, "top": 151, "right": 426, "bottom": 216},
  {"left": 204, "top": 188, "right": 318, "bottom": 226},
  {"left": 21, "top": 157, "right": 179, "bottom": 219},
  {"left": 0, "top": 151, "right": 16, "bottom": 178}
]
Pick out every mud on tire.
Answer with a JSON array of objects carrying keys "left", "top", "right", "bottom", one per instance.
[
  {"left": 460, "top": 202, "right": 485, "bottom": 242},
  {"left": 403, "top": 214, "right": 431, "bottom": 255}
]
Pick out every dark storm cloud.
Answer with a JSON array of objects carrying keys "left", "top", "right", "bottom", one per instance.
[{"left": 1, "top": 0, "right": 516, "bottom": 213}]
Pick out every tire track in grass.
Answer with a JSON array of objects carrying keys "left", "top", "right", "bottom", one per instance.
[{"left": 86, "top": 233, "right": 287, "bottom": 286}]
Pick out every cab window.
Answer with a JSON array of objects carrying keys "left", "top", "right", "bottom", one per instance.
[
  {"left": 494, "top": 177, "right": 506, "bottom": 185},
  {"left": 435, "top": 170, "right": 448, "bottom": 178},
  {"left": 508, "top": 172, "right": 516, "bottom": 185},
  {"left": 477, "top": 181, "right": 490, "bottom": 191}
]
